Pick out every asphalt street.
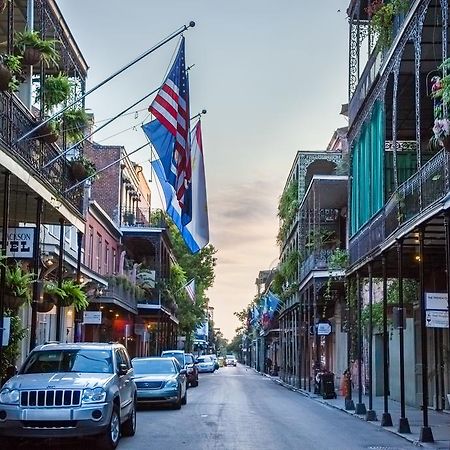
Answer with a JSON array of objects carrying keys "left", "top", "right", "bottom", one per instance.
[{"left": 8, "top": 364, "right": 424, "bottom": 450}]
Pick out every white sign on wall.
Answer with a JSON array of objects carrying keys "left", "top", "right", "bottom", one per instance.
[
  {"left": 83, "top": 311, "right": 102, "bottom": 325},
  {"left": 426, "top": 310, "right": 449, "bottom": 328},
  {"left": 317, "top": 322, "right": 332, "bottom": 336},
  {"left": 425, "top": 293, "right": 448, "bottom": 311},
  {"left": 1, "top": 317, "right": 11, "bottom": 346},
  {"left": 0, "top": 227, "right": 35, "bottom": 259}
]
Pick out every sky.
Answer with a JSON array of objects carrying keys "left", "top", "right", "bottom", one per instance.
[{"left": 57, "top": 0, "right": 350, "bottom": 340}]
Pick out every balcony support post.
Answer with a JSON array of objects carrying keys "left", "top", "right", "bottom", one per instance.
[
  {"left": 74, "top": 230, "right": 83, "bottom": 343},
  {"left": 355, "top": 270, "right": 366, "bottom": 415},
  {"left": 366, "top": 262, "right": 377, "bottom": 421},
  {"left": 29, "top": 197, "right": 43, "bottom": 352},
  {"left": 0, "top": 171, "right": 11, "bottom": 376},
  {"left": 397, "top": 238, "right": 411, "bottom": 432},
  {"left": 55, "top": 218, "right": 65, "bottom": 342},
  {"left": 418, "top": 227, "right": 434, "bottom": 442},
  {"left": 345, "top": 275, "right": 355, "bottom": 410},
  {"left": 381, "top": 254, "right": 393, "bottom": 426}
]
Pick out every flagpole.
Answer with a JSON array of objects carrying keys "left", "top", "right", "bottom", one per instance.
[
  {"left": 190, "top": 109, "right": 207, "bottom": 121},
  {"left": 43, "top": 85, "right": 162, "bottom": 169},
  {"left": 64, "top": 142, "right": 150, "bottom": 193},
  {"left": 17, "top": 21, "right": 196, "bottom": 144}
]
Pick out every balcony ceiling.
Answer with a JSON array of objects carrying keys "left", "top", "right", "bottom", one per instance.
[{"left": 301, "top": 176, "right": 348, "bottom": 210}]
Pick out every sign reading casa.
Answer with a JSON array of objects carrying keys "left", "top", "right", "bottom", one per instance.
[{"left": 0, "top": 227, "right": 35, "bottom": 258}]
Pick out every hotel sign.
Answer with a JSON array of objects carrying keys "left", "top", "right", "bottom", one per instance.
[{"left": 0, "top": 227, "right": 35, "bottom": 259}]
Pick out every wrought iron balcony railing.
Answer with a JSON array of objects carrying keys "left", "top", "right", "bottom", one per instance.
[
  {"left": 121, "top": 207, "right": 167, "bottom": 229},
  {"left": 299, "top": 249, "right": 335, "bottom": 283},
  {"left": 0, "top": 91, "right": 84, "bottom": 213},
  {"left": 349, "top": 149, "right": 450, "bottom": 266}
]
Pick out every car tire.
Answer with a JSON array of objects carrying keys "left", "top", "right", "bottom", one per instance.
[
  {"left": 172, "top": 389, "right": 182, "bottom": 410},
  {"left": 181, "top": 389, "right": 187, "bottom": 405},
  {"left": 121, "top": 399, "right": 137, "bottom": 437},
  {"left": 99, "top": 404, "right": 121, "bottom": 450}
]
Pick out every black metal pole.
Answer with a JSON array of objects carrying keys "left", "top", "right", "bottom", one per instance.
[
  {"left": 444, "top": 212, "right": 450, "bottom": 405},
  {"left": 345, "top": 276, "right": 355, "bottom": 410},
  {"left": 55, "top": 218, "right": 65, "bottom": 342},
  {"left": 418, "top": 227, "right": 434, "bottom": 442},
  {"left": 29, "top": 197, "right": 43, "bottom": 352},
  {"left": 355, "top": 271, "right": 366, "bottom": 415},
  {"left": 397, "top": 239, "right": 411, "bottom": 432},
  {"left": 0, "top": 171, "right": 11, "bottom": 377},
  {"left": 307, "top": 287, "right": 311, "bottom": 392},
  {"left": 366, "top": 263, "right": 377, "bottom": 421},
  {"left": 74, "top": 231, "right": 83, "bottom": 343},
  {"left": 381, "top": 254, "right": 393, "bottom": 426}
]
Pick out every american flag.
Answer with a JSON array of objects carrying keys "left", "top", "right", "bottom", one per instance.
[{"left": 149, "top": 37, "right": 191, "bottom": 210}]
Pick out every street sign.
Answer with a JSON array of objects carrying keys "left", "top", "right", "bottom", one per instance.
[
  {"left": 425, "top": 310, "right": 449, "bottom": 328},
  {"left": 83, "top": 311, "right": 102, "bottom": 324},
  {"left": 0, "top": 227, "right": 35, "bottom": 259},
  {"left": 317, "top": 322, "right": 332, "bottom": 336}
]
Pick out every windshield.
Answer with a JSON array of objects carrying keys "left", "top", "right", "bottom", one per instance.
[
  {"left": 21, "top": 350, "right": 113, "bottom": 374},
  {"left": 161, "top": 352, "right": 184, "bottom": 366},
  {"left": 133, "top": 359, "right": 176, "bottom": 375},
  {"left": 197, "top": 356, "right": 212, "bottom": 363}
]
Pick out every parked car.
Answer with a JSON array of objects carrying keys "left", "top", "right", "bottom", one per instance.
[
  {"left": 196, "top": 355, "right": 216, "bottom": 373},
  {"left": 209, "top": 354, "right": 220, "bottom": 370},
  {"left": 0, "top": 342, "right": 136, "bottom": 450},
  {"left": 160, "top": 350, "right": 198, "bottom": 387},
  {"left": 225, "top": 354, "right": 237, "bottom": 367},
  {"left": 132, "top": 357, "right": 187, "bottom": 409}
]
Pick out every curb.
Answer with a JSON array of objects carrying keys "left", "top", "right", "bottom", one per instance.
[{"left": 258, "top": 370, "right": 429, "bottom": 448}]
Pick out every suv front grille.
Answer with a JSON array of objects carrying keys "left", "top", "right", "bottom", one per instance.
[{"left": 20, "top": 390, "right": 82, "bottom": 407}]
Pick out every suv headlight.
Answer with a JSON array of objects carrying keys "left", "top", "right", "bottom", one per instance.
[
  {"left": 82, "top": 387, "right": 106, "bottom": 403},
  {"left": 165, "top": 379, "right": 178, "bottom": 388},
  {"left": 0, "top": 388, "right": 20, "bottom": 405}
]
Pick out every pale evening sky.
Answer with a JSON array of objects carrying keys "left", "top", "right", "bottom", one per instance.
[{"left": 57, "top": 0, "right": 349, "bottom": 340}]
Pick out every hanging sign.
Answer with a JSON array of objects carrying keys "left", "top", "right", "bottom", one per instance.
[
  {"left": 0, "top": 227, "right": 35, "bottom": 259},
  {"left": 316, "top": 321, "right": 332, "bottom": 336},
  {"left": 83, "top": 311, "right": 102, "bottom": 324}
]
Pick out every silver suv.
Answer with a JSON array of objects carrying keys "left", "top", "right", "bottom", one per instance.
[{"left": 0, "top": 342, "right": 136, "bottom": 449}]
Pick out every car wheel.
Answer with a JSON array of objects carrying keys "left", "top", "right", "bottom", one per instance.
[
  {"left": 99, "top": 404, "right": 121, "bottom": 450},
  {"left": 181, "top": 389, "right": 187, "bottom": 405},
  {"left": 172, "top": 389, "right": 182, "bottom": 410},
  {"left": 121, "top": 399, "right": 137, "bottom": 437}
]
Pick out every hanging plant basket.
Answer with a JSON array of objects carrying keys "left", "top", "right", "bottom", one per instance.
[
  {"left": 70, "top": 161, "right": 88, "bottom": 181},
  {"left": 37, "top": 293, "right": 56, "bottom": 313},
  {"left": 0, "top": 63, "right": 12, "bottom": 91},
  {"left": 3, "top": 294, "right": 28, "bottom": 310},
  {"left": 35, "top": 122, "right": 59, "bottom": 144},
  {"left": 22, "top": 47, "right": 42, "bottom": 66}
]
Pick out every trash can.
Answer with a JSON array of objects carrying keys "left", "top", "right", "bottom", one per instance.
[{"left": 319, "top": 372, "right": 337, "bottom": 399}]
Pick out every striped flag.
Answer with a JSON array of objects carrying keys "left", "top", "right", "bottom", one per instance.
[
  {"left": 184, "top": 279, "right": 195, "bottom": 303},
  {"left": 146, "top": 37, "right": 191, "bottom": 222}
]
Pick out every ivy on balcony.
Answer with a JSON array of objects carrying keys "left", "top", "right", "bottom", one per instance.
[{"left": 277, "top": 180, "right": 299, "bottom": 245}]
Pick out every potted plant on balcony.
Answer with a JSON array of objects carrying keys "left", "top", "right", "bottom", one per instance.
[
  {"left": 38, "top": 281, "right": 65, "bottom": 313},
  {"left": 0, "top": 54, "right": 22, "bottom": 92},
  {"left": 3, "top": 264, "right": 34, "bottom": 309},
  {"left": 367, "top": 0, "right": 410, "bottom": 51},
  {"left": 61, "top": 108, "right": 90, "bottom": 144},
  {"left": 14, "top": 29, "right": 59, "bottom": 67},
  {"left": 37, "top": 73, "right": 71, "bottom": 111},
  {"left": 69, "top": 154, "right": 97, "bottom": 181},
  {"left": 430, "top": 59, "right": 450, "bottom": 150}
]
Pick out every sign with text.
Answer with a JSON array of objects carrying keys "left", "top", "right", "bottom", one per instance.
[
  {"left": 1, "top": 317, "right": 11, "bottom": 346},
  {"left": 0, "top": 227, "right": 35, "bottom": 259},
  {"left": 425, "top": 293, "right": 448, "bottom": 311},
  {"left": 317, "top": 322, "right": 332, "bottom": 336},
  {"left": 83, "top": 311, "right": 102, "bottom": 325},
  {"left": 425, "top": 310, "right": 449, "bottom": 328}
]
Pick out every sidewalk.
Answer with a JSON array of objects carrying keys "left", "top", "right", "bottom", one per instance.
[{"left": 260, "top": 371, "right": 450, "bottom": 448}]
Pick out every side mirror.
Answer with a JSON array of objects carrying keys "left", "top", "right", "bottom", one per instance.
[
  {"left": 180, "top": 369, "right": 187, "bottom": 375},
  {"left": 118, "top": 363, "right": 128, "bottom": 376}
]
